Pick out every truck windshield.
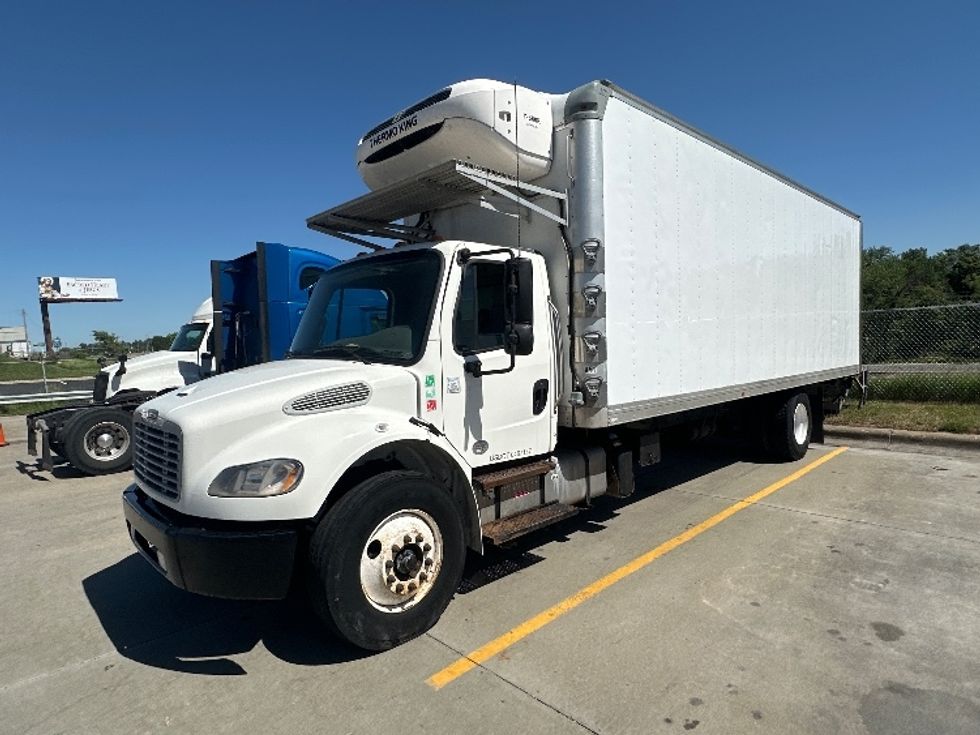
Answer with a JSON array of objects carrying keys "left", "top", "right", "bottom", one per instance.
[
  {"left": 170, "top": 322, "right": 209, "bottom": 352},
  {"left": 290, "top": 250, "right": 442, "bottom": 365}
]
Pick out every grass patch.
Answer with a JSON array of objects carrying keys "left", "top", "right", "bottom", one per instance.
[
  {"left": 0, "top": 358, "right": 101, "bottom": 381},
  {"left": 867, "top": 373, "right": 980, "bottom": 403},
  {"left": 827, "top": 400, "right": 980, "bottom": 434},
  {"left": 0, "top": 400, "right": 86, "bottom": 417}
]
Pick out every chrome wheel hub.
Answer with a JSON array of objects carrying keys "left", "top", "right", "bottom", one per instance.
[
  {"left": 793, "top": 402, "right": 810, "bottom": 446},
  {"left": 83, "top": 421, "right": 130, "bottom": 461},
  {"left": 360, "top": 509, "right": 442, "bottom": 613}
]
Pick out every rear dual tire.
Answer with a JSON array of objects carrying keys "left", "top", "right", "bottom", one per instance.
[
  {"left": 62, "top": 407, "right": 133, "bottom": 475},
  {"left": 764, "top": 392, "right": 812, "bottom": 461}
]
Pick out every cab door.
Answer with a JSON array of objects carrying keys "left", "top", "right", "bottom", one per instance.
[{"left": 440, "top": 250, "right": 555, "bottom": 468}]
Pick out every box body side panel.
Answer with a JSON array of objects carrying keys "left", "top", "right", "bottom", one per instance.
[{"left": 601, "top": 96, "right": 860, "bottom": 414}]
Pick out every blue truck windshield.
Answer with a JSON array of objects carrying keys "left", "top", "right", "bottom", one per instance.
[
  {"left": 289, "top": 250, "right": 442, "bottom": 365},
  {"left": 170, "top": 323, "right": 209, "bottom": 352}
]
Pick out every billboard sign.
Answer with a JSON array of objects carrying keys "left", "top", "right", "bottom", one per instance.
[{"left": 37, "top": 276, "right": 121, "bottom": 303}]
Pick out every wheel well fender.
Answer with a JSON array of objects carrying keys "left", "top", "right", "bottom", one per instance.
[
  {"left": 106, "top": 390, "right": 157, "bottom": 411},
  {"left": 317, "top": 439, "right": 482, "bottom": 553}
]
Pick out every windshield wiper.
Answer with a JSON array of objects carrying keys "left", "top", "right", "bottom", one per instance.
[{"left": 305, "top": 344, "right": 385, "bottom": 363}]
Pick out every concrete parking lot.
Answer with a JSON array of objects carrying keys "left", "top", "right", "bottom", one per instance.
[{"left": 1, "top": 418, "right": 978, "bottom": 735}]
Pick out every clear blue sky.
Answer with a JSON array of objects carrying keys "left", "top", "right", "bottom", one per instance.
[{"left": 2, "top": 1, "right": 978, "bottom": 346}]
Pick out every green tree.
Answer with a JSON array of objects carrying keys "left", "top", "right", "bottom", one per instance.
[
  {"left": 149, "top": 332, "right": 178, "bottom": 350},
  {"left": 91, "top": 330, "right": 123, "bottom": 354},
  {"left": 937, "top": 244, "right": 980, "bottom": 301},
  {"left": 894, "top": 248, "right": 951, "bottom": 306},
  {"left": 862, "top": 247, "right": 905, "bottom": 309},
  {"left": 862, "top": 244, "right": 979, "bottom": 309}
]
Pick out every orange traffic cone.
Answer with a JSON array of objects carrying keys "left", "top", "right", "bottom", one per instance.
[{"left": 0, "top": 422, "right": 8, "bottom": 447}]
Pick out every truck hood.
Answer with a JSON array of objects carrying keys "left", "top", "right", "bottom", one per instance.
[
  {"left": 104, "top": 350, "right": 200, "bottom": 395},
  {"left": 104, "top": 350, "right": 196, "bottom": 375},
  {"left": 141, "top": 359, "right": 419, "bottom": 428},
  {"left": 134, "top": 358, "right": 428, "bottom": 521}
]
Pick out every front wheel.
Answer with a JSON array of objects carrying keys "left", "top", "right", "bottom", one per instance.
[
  {"left": 62, "top": 407, "right": 133, "bottom": 475},
  {"left": 307, "top": 470, "right": 466, "bottom": 651}
]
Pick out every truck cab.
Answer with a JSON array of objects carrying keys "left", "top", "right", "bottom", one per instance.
[
  {"left": 95, "top": 299, "right": 214, "bottom": 404},
  {"left": 123, "top": 237, "right": 565, "bottom": 649}
]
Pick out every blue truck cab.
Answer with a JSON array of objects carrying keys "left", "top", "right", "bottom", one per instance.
[{"left": 210, "top": 241, "right": 340, "bottom": 372}]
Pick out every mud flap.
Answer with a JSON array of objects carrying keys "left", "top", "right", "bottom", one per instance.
[
  {"left": 606, "top": 442, "right": 634, "bottom": 498},
  {"left": 812, "top": 396, "right": 825, "bottom": 444},
  {"left": 26, "top": 416, "right": 37, "bottom": 455},
  {"left": 38, "top": 419, "right": 54, "bottom": 471}
]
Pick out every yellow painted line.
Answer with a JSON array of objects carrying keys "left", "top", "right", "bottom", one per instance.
[{"left": 427, "top": 446, "right": 849, "bottom": 689}]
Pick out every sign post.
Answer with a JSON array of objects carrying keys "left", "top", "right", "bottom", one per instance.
[{"left": 40, "top": 301, "right": 54, "bottom": 358}]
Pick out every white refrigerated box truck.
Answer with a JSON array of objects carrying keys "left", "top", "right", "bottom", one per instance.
[{"left": 123, "top": 79, "right": 861, "bottom": 650}]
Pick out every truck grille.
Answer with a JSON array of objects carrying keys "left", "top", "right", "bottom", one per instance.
[{"left": 133, "top": 417, "right": 182, "bottom": 500}]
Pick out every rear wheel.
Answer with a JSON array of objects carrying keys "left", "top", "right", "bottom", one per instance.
[
  {"left": 764, "top": 392, "right": 812, "bottom": 461},
  {"left": 307, "top": 470, "right": 465, "bottom": 651},
  {"left": 62, "top": 407, "right": 133, "bottom": 475}
]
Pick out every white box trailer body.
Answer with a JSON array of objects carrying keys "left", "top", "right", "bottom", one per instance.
[
  {"left": 596, "top": 90, "right": 860, "bottom": 423},
  {"left": 328, "top": 79, "right": 861, "bottom": 429}
]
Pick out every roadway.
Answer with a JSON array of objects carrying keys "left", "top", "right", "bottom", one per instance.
[
  {"left": 0, "top": 377, "right": 94, "bottom": 398},
  {"left": 1, "top": 420, "right": 977, "bottom": 734}
]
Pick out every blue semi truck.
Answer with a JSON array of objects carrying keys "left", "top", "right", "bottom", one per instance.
[{"left": 26, "top": 242, "right": 339, "bottom": 475}]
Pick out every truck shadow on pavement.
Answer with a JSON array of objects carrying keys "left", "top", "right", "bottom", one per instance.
[
  {"left": 83, "top": 555, "right": 370, "bottom": 675},
  {"left": 82, "top": 438, "right": 752, "bottom": 676},
  {"left": 15, "top": 458, "right": 92, "bottom": 482}
]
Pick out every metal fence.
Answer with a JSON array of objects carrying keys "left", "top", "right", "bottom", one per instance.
[{"left": 862, "top": 302, "right": 980, "bottom": 403}]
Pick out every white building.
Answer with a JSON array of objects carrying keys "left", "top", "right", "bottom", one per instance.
[{"left": 0, "top": 326, "right": 30, "bottom": 358}]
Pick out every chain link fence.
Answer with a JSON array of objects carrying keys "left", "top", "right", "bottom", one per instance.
[{"left": 862, "top": 302, "right": 980, "bottom": 403}]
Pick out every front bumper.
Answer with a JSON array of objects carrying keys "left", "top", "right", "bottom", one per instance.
[{"left": 122, "top": 486, "right": 299, "bottom": 600}]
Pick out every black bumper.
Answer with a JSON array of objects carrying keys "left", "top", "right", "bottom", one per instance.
[{"left": 122, "top": 487, "right": 299, "bottom": 600}]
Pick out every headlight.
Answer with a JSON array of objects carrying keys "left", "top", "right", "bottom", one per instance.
[{"left": 208, "top": 459, "right": 303, "bottom": 497}]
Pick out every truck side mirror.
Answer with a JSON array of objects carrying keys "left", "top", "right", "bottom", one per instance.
[
  {"left": 463, "top": 353, "right": 483, "bottom": 377},
  {"left": 504, "top": 257, "right": 534, "bottom": 356},
  {"left": 200, "top": 352, "right": 214, "bottom": 377}
]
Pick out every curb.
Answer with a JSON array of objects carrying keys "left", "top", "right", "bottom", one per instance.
[{"left": 824, "top": 424, "right": 980, "bottom": 457}]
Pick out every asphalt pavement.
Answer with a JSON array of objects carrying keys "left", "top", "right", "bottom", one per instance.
[
  {"left": 1, "top": 419, "right": 978, "bottom": 734},
  {"left": 0, "top": 377, "right": 94, "bottom": 398}
]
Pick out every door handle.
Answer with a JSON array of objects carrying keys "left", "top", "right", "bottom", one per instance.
[{"left": 532, "top": 379, "right": 549, "bottom": 415}]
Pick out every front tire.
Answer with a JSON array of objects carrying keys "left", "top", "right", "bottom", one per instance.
[
  {"left": 307, "top": 470, "right": 466, "bottom": 651},
  {"left": 764, "top": 392, "right": 812, "bottom": 461},
  {"left": 62, "top": 407, "right": 133, "bottom": 475}
]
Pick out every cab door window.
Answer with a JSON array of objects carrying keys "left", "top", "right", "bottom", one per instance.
[{"left": 453, "top": 261, "right": 506, "bottom": 353}]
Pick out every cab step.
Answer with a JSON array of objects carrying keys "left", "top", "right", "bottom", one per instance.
[
  {"left": 473, "top": 458, "right": 555, "bottom": 491},
  {"left": 482, "top": 502, "right": 578, "bottom": 546}
]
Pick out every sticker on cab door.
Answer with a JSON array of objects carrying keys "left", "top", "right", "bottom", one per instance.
[{"left": 424, "top": 375, "right": 437, "bottom": 411}]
